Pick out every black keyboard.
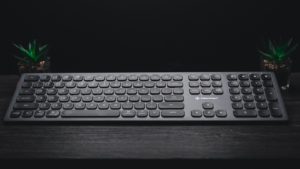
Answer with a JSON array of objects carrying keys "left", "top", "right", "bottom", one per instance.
[{"left": 4, "top": 72, "right": 288, "bottom": 122}]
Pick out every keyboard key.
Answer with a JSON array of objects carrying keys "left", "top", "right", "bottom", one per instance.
[
  {"left": 202, "top": 102, "right": 214, "bottom": 109},
  {"left": 259, "top": 110, "right": 270, "bottom": 117},
  {"left": 233, "top": 110, "right": 257, "bottom": 117},
  {"left": 173, "top": 74, "right": 183, "bottom": 81},
  {"left": 227, "top": 74, "right": 237, "bottom": 80},
  {"left": 256, "top": 102, "right": 268, "bottom": 109},
  {"left": 63, "top": 103, "right": 74, "bottom": 110},
  {"left": 24, "top": 75, "right": 39, "bottom": 82},
  {"left": 159, "top": 102, "right": 184, "bottom": 109},
  {"left": 213, "top": 88, "right": 223, "bottom": 95},
  {"left": 173, "top": 88, "right": 184, "bottom": 95},
  {"left": 149, "top": 110, "right": 160, "bottom": 117},
  {"left": 121, "top": 110, "right": 136, "bottom": 117},
  {"left": 46, "top": 110, "right": 60, "bottom": 118},
  {"left": 62, "top": 110, "right": 120, "bottom": 117},
  {"left": 244, "top": 102, "right": 255, "bottom": 109},
  {"left": 14, "top": 103, "right": 38, "bottom": 110},
  {"left": 191, "top": 110, "right": 202, "bottom": 117},
  {"left": 229, "top": 88, "right": 240, "bottom": 94},
  {"left": 34, "top": 110, "right": 45, "bottom": 118},
  {"left": 261, "top": 74, "right": 271, "bottom": 80},
  {"left": 269, "top": 103, "right": 283, "bottom": 117},
  {"left": 211, "top": 74, "right": 221, "bottom": 81},
  {"left": 232, "top": 102, "right": 243, "bottom": 109},
  {"left": 10, "top": 111, "right": 22, "bottom": 118},
  {"left": 189, "top": 82, "right": 200, "bottom": 88},
  {"left": 250, "top": 74, "right": 260, "bottom": 80},
  {"left": 16, "top": 96, "right": 35, "bottom": 102},
  {"left": 188, "top": 74, "right": 199, "bottom": 81},
  {"left": 22, "top": 111, "right": 34, "bottom": 118},
  {"left": 139, "top": 74, "right": 150, "bottom": 81},
  {"left": 190, "top": 89, "right": 200, "bottom": 95},
  {"left": 164, "top": 95, "right": 184, "bottom": 102},
  {"left": 134, "top": 103, "right": 145, "bottom": 109},
  {"left": 117, "top": 75, "right": 127, "bottom": 81},
  {"left": 161, "top": 74, "right": 172, "bottom": 81},
  {"left": 201, "top": 88, "right": 212, "bottom": 95},
  {"left": 167, "top": 82, "right": 183, "bottom": 88},
  {"left": 203, "top": 110, "right": 215, "bottom": 117},
  {"left": 146, "top": 102, "right": 157, "bottom": 110},
  {"left": 215, "top": 110, "right": 227, "bottom": 117},
  {"left": 150, "top": 74, "right": 160, "bottom": 81},
  {"left": 238, "top": 74, "right": 249, "bottom": 80},
  {"left": 200, "top": 74, "right": 210, "bottom": 81},
  {"left": 265, "top": 88, "right": 277, "bottom": 101},
  {"left": 230, "top": 95, "right": 242, "bottom": 102},
  {"left": 19, "top": 89, "right": 35, "bottom": 95},
  {"left": 161, "top": 110, "right": 185, "bottom": 117},
  {"left": 137, "top": 110, "right": 148, "bottom": 117}
]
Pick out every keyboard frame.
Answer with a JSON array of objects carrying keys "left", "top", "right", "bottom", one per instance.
[{"left": 4, "top": 72, "right": 288, "bottom": 122}]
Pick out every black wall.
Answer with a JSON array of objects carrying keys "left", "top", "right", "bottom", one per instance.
[{"left": 1, "top": 0, "right": 300, "bottom": 74}]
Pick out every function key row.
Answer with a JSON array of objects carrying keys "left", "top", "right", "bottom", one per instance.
[
  {"left": 22, "top": 81, "right": 184, "bottom": 89},
  {"left": 24, "top": 74, "right": 184, "bottom": 82}
]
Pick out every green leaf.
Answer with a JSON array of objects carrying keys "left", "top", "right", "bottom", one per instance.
[
  {"left": 268, "top": 40, "right": 276, "bottom": 55},
  {"left": 259, "top": 50, "right": 273, "bottom": 59},
  {"left": 285, "top": 44, "right": 298, "bottom": 57}
]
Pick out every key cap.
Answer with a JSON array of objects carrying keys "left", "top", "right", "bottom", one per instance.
[
  {"left": 161, "top": 110, "right": 185, "bottom": 117},
  {"left": 19, "top": 89, "right": 35, "bottom": 95},
  {"left": 161, "top": 74, "right": 172, "bottom": 81},
  {"left": 159, "top": 102, "right": 184, "bottom": 109},
  {"left": 167, "top": 82, "right": 183, "bottom": 88},
  {"left": 200, "top": 74, "right": 210, "bottom": 81},
  {"left": 213, "top": 88, "right": 223, "bottom": 95},
  {"left": 149, "top": 110, "right": 160, "bottom": 117},
  {"left": 16, "top": 96, "right": 35, "bottom": 102},
  {"left": 227, "top": 74, "right": 237, "bottom": 80},
  {"left": 202, "top": 102, "right": 214, "bottom": 109},
  {"left": 34, "top": 110, "right": 45, "bottom": 118},
  {"left": 232, "top": 102, "right": 243, "bottom": 109},
  {"left": 265, "top": 88, "right": 277, "bottom": 101},
  {"left": 61, "top": 110, "right": 120, "bottom": 117},
  {"left": 13, "top": 103, "right": 38, "bottom": 110},
  {"left": 164, "top": 95, "right": 184, "bottom": 102},
  {"left": 259, "top": 110, "right": 271, "bottom": 117},
  {"left": 122, "top": 82, "right": 132, "bottom": 88},
  {"left": 211, "top": 74, "right": 221, "bottom": 81},
  {"left": 121, "top": 110, "right": 136, "bottom": 117},
  {"left": 22, "top": 111, "right": 34, "bottom": 118},
  {"left": 46, "top": 110, "right": 60, "bottom": 118},
  {"left": 203, "top": 110, "right": 215, "bottom": 117},
  {"left": 24, "top": 75, "right": 39, "bottom": 82},
  {"left": 233, "top": 110, "right": 257, "bottom": 117},
  {"left": 269, "top": 103, "right": 283, "bottom": 117},
  {"left": 188, "top": 74, "right": 199, "bottom": 81},
  {"left": 10, "top": 111, "right": 22, "bottom": 118},
  {"left": 215, "top": 110, "right": 227, "bottom": 117},
  {"left": 191, "top": 110, "right": 202, "bottom": 117},
  {"left": 137, "top": 110, "right": 148, "bottom": 117}
]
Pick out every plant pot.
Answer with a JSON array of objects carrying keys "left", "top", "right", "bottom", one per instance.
[
  {"left": 17, "top": 58, "right": 51, "bottom": 74},
  {"left": 261, "top": 58, "right": 292, "bottom": 90}
]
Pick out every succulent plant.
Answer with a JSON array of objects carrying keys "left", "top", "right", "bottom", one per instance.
[
  {"left": 259, "top": 38, "right": 298, "bottom": 63},
  {"left": 14, "top": 40, "right": 48, "bottom": 64}
]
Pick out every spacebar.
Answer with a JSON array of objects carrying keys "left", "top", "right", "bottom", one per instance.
[{"left": 61, "top": 110, "right": 120, "bottom": 117}]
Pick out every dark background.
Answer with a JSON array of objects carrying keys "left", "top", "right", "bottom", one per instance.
[{"left": 1, "top": 0, "right": 300, "bottom": 74}]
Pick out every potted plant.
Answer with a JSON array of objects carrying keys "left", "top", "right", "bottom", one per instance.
[
  {"left": 14, "top": 40, "right": 50, "bottom": 74},
  {"left": 259, "top": 38, "right": 298, "bottom": 90}
]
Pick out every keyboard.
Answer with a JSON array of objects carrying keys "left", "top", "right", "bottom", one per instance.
[{"left": 4, "top": 72, "right": 288, "bottom": 122}]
